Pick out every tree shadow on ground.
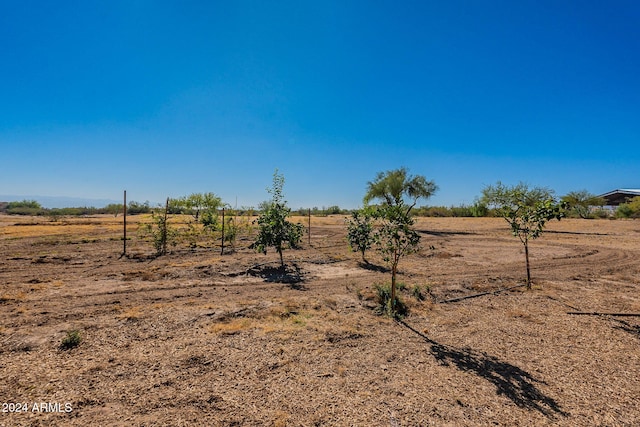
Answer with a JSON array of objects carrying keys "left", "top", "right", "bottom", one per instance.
[
  {"left": 246, "top": 263, "right": 306, "bottom": 288},
  {"left": 545, "top": 230, "right": 608, "bottom": 236},
  {"left": 613, "top": 319, "right": 640, "bottom": 340},
  {"left": 397, "top": 319, "right": 568, "bottom": 418},
  {"left": 357, "top": 261, "right": 389, "bottom": 273},
  {"left": 416, "top": 230, "right": 477, "bottom": 237}
]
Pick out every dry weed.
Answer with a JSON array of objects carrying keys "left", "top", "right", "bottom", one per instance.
[
  {"left": 118, "top": 307, "right": 143, "bottom": 321},
  {"left": 272, "top": 410, "right": 290, "bottom": 427},
  {"left": 0, "top": 291, "right": 27, "bottom": 303}
]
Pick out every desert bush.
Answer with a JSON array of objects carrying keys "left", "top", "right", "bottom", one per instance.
[
  {"left": 127, "top": 201, "right": 151, "bottom": 215},
  {"left": 450, "top": 205, "right": 474, "bottom": 217},
  {"left": 6, "top": 200, "right": 44, "bottom": 215},
  {"left": 374, "top": 283, "right": 408, "bottom": 317},
  {"left": 325, "top": 205, "right": 343, "bottom": 215},
  {"left": 415, "top": 206, "right": 451, "bottom": 217},
  {"left": 60, "top": 330, "right": 82, "bottom": 350},
  {"left": 561, "top": 190, "right": 606, "bottom": 219},
  {"left": 591, "top": 207, "right": 611, "bottom": 219},
  {"left": 296, "top": 206, "right": 347, "bottom": 216},
  {"left": 470, "top": 202, "right": 489, "bottom": 217},
  {"left": 616, "top": 197, "right": 640, "bottom": 218},
  {"left": 105, "top": 203, "right": 124, "bottom": 217},
  {"left": 412, "top": 285, "right": 426, "bottom": 301},
  {"left": 414, "top": 203, "right": 489, "bottom": 217}
]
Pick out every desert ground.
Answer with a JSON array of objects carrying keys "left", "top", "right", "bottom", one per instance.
[{"left": 0, "top": 214, "right": 639, "bottom": 426}]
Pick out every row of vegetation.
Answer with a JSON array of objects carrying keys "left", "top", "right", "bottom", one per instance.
[{"left": 2, "top": 192, "right": 638, "bottom": 219}]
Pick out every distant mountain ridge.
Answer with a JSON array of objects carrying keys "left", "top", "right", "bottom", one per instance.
[{"left": 0, "top": 195, "right": 121, "bottom": 209}]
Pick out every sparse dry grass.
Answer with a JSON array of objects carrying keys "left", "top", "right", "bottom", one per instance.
[
  {"left": 0, "top": 291, "right": 27, "bottom": 303},
  {"left": 117, "top": 306, "right": 143, "bottom": 321}
]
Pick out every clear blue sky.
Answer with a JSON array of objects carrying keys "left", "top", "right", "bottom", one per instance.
[{"left": 1, "top": 1, "right": 639, "bottom": 209}]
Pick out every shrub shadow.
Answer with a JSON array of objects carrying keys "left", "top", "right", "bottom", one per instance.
[{"left": 397, "top": 319, "right": 568, "bottom": 418}]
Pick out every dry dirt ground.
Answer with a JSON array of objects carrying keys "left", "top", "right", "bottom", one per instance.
[{"left": 0, "top": 214, "right": 639, "bottom": 426}]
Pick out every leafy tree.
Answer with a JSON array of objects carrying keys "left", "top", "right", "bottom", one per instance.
[
  {"left": 481, "top": 182, "right": 566, "bottom": 289},
  {"left": 127, "top": 201, "right": 151, "bottom": 215},
  {"left": 175, "top": 192, "right": 222, "bottom": 225},
  {"left": 561, "top": 190, "right": 605, "bottom": 219},
  {"left": 364, "top": 167, "right": 437, "bottom": 215},
  {"left": 254, "top": 170, "right": 304, "bottom": 268},
  {"left": 362, "top": 167, "right": 436, "bottom": 315},
  {"left": 346, "top": 208, "right": 375, "bottom": 262},
  {"left": 372, "top": 205, "right": 421, "bottom": 315}
]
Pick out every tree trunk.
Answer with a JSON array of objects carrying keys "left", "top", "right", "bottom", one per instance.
[
  {"left": 159, "top": 198, "right": 169, "bottom": 255},
  {"left": 391, "top": 263, "right": 397, "bottom": 313},
  {"left": 123, "top": 190, "right": 127, "bottom": 257},
  {"left": 524, "top": 240, "right": 531, "bottom": 290},
  {"left": 220, "top": 207, "right": 225, "bottom": 255},
  {"left": 278, "top": 248, "right": 284, "bottom": 270}
]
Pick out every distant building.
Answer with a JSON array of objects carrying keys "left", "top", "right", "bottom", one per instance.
[{"left": 598, "top": 189, "right": 640, "bottom": 206}]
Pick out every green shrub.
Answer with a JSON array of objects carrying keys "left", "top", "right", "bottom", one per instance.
[
  {"left": 127, "top": 201, "right": 151, "bottom": 215},
  {"left": 616, "top": 197, "right": 640, "bottom": 218},
  {"left": 60, "top": 330, "right": 82, "bottom": 350},
  {"left": 374, "top": 283, "right": 408, "bottom": 317},
  {"left": 6, "top": 200, "right": 44, "bottom": 216},
  {"left": 470, "top": 202, "right": 489, "bottom": 217},
  {"left": 140, "top": 208, "right": 177, "bottom": 255},
  {"left": 412, "top": 285, "right": 425, "bottom": 301},
  {"left": 450, "top": 205, "right": 473, "bottom": 217},
  {"left": 346, "top": 209, "right": 374, "bottom": 262}
]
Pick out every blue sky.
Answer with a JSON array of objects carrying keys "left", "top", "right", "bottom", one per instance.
[{"left": 1, "top": 1, "right": 638, "bottom": 209}]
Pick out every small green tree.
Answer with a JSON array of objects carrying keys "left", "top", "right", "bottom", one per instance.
[
  {"left": 346, "top": 208, "right": 374, "bottom": 262},
  {"left": 254, "top": 170, "right": 304, "bottom": 268},
  {"left": 561, "top": 190, "right": 606, "bottom": 219},
  {"left": 481, "top": 182, "right": 566, "bottom": 289},
  {"left": 372, "top": 205, "right": 421, "bottom": 315},
  {"left": 362, "top": 167, "right": 436, "bottom": 315},
  {"left": 140, "top": 198, "right": 176, "bottom": 255}
]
